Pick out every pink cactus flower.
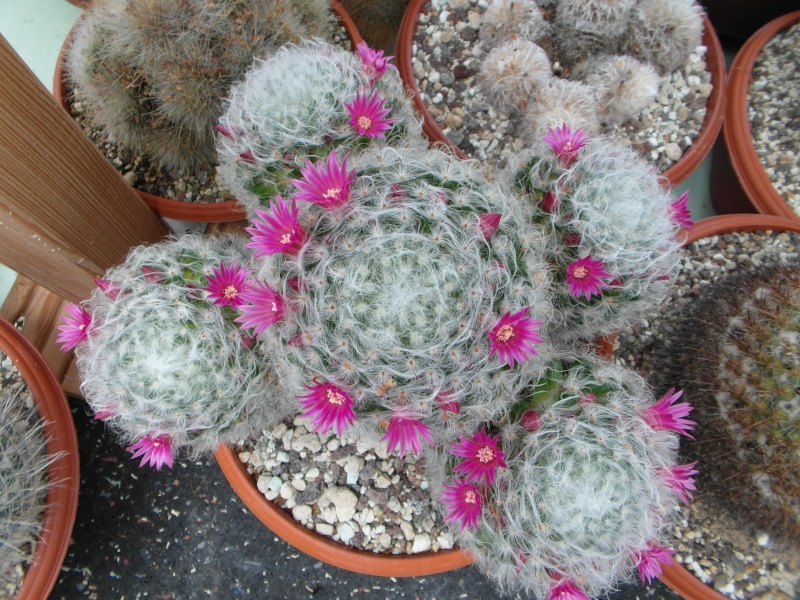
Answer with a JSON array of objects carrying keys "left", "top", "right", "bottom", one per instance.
[
  {"left": 543, "top": 123, "right": 589, "bottom": 165},
  {"left": 57, "top": 303, "right": 92, "bottom": 351},
  {"left": 127, "top": 434, "right": 174, "bottom": 470},
  {"left": 478, "top": 213, "right": 502, "bottom": 240},
  {"left": 487, "top": 307, "right": 543, "bottom": 368},
  {"left": 541, "top": 191, "right": 559, "bottom": 213},
  {"left": 440, "top": 479, "right": 483, "bottom": 532},
  {"left": 548, "top": 578, "right": 590, "bottom": 600},
  {"left": 382, "top": 410, "right": 434, "bottom": 456},
  {"left": 205, "top": 261, "right": 250, "bottom": 309},
  {"left": 636, "top": 544, "right": 675, "bottom": 585},
  {"left": 661, "top": 461, "right": 699, "bottom": 504},
  {"left": 93, "top": 407, "right": 115, "bottom": 421},
  {"left": 642, "top": 388, "right": 696, "bottom": 438},
  {"left": 669, "top": 191, "right": 694, "bottom": 229},
  {"left": 563, "top": 232, "right": 581, "bottom": 246},
  {"left": 298, "top": 381, "right": 357, "bottom": 437},
  {"left": 344, "top": 90, "right": 397, "bottom": 139},
  {"left": 94, "top": 278, "right": 121, "bottom": 300},
  {"left": 435, "top": 391, "right": 461, "bottom": 414},
  {"left": 234, "top": 281, "right": 284, "bottom": 337},
  {"left": 246, "top": 194, "right": 308, "bottom": 257},
  {"left": 565, "top": 255, "right": 614, "bottom": 300},
  {"left": 520, "top": 410, "right": 542, "bottom": 432},
  {"left": 355, "top": 41, "right": 395, "bottom": 81},
  {"left": 239, "top": 150, "right": 257, "bottom": 165},
  {"left": 141, "top": 265, "right": 163, "bottom": 284},
  {"left": 290, "top": 152, "right": 355, "bottom": 209},
  {"left": 213, "top": 124, "right": 236, "bottom": 139},
  {"left": 451, "top": 429, "right": 507, "bottom": 486}
]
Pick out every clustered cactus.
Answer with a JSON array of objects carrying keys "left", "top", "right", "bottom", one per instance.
[
  {"left": 0, "top": 388, "right": 53, "bottom": 590},
  {"left": 658, "top": 259, "right": 800, "bottom": 542},
  {"left": 67, "top": 0, "right": 333, "bottom": 175},
  {"left": 61, "top": 41, "right": 697, "bottom": 599},
  {"left": 477, "top": 0, "right": 704, "bottom": 138}
]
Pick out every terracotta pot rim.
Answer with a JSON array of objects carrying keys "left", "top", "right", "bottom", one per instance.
[
  {"left": 214, "top": 443, "right": 474, "bottom": 577},
  {"left": 723, "top": 10, "right": 800, "bottom": 220},
  {"left": 52, "top": 0, "right": 362, "bottom": 223},
  {"left": 397, "top": 0, "right": 727, "bottom": 187},
  {"left": 0, "top": 317, "right": 79, "bottom": 600}
]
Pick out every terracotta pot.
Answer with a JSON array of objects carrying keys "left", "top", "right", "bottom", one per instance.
[
  {"left": 655, "top": 212, "right": 800, "bottom": 600},
  {"left": 396, "top": 1, "right": 726, "bottom": 187},
  {"left": 0, "top": 317, "right": 79, "bottom": 600},
  {"left": 52, "top": 0, "right": 362, "bottom": 223},
  {"left": 214, "top": 443, "right": 474, "bottom": 576},
  {"left": 711, "top": 11, "right": 800, "bottom": 220}
]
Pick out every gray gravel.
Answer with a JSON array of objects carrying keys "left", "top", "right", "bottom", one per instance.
[
  {"left": 748, "top": 21, "right": 800, "bottom": 214},
  {"left": 411, "top": 0, "right": 711, "bottom": 173},
  {"left": 614, "top": 229, "right": 800, "bottom": 599}
]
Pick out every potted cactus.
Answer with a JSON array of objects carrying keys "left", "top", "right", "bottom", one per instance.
[
  {"left": 0, "top": 317, "right": 79, "bottom": 600},
  {"left": 54, "top": 0, "right": 358, "bottom": 222},
  {"left": 396, "top": 0, "right": 726, "bottom": 186}
]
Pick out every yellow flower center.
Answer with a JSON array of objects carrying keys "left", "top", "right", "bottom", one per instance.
[
  {"left": 465, "top": 490, "right": 477, "bottom": 504},
  {"left": 322, "top": 188, "right": 341, "bottom": 199},
  {"left": 357, "top": 116, "right": 372, "bottom": 131},
  {"left": 562, "top": 141, "right": 573, "bottom": 152},
  {"left": 496, "top": 324, "right": 514, "bottom": 342},
  {"left": 223, "top": 285, "right": 238, "bottom": 300},
  {"left": 477, "top": 446, "right": 495, "bottom": 464},
  {"left": 572, "top": 265, "right": 588, "bottom": 280},
  {"left": 327, "top": 389, "right": 345, "bottom": 405}
]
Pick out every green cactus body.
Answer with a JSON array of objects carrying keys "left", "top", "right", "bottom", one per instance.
[
  {"left": 76, "top": 234, "right": 283, "bottom": 461},
  {"left": 67, "top": 0, "right": 333, "bottom": 175},
  {"left": 217, "top": 39, "right": 421, "bottom": 217},
  {"left": 0, "top": 388, "right": 53, "bottom": 589},
  {"left": 665, "top": 260, "right": 800, "bottom": 541},
  {"left": 510, "top": 135, "right": 682, "bottom": 344}
]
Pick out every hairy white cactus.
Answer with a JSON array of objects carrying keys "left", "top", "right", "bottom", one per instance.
[
  {"left": 480, "top": 0, "right": 549, "bottom": 46},
  {"left": 479, "top": 39, "right": 553, "bottom": 115},
  {"left": 626, "top": 0, "right": 704, "bottom": 73},
  {"left": 521, "top": 79, "right": 600, "bottom": 144}
]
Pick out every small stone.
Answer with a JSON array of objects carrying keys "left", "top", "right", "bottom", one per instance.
[
  {"left": 324, "top": 486, "right": 358, "bottom": 522},
  {"left": 316, "top": 523, "right": 334, "bottom": 536},
  {"left": 292, "top": 504, "right": 312, "bottom": 523},
  {"left": 665, "top": 143, "right": 683, "bottom": 161},
  {"left": 337, "top": 522, "right": 356, "bottom": 543},
  {"left": 400, "top": 521, "right": 415, "bottom": 541},
  {"left": 411, "top": 532, "right": 432, "bottom": 553}
]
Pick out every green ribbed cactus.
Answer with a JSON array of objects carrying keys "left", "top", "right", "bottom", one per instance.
[
  {"left": 662, "top": 259, "right": 800, "bottom": 541},
  {"left": 0, "top": 388, "right": 53, "bottom": 590},
  {"left": 67, "top": 0, "right": 333, "bottom": 175}
]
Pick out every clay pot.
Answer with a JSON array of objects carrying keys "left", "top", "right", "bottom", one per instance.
[
  {"left": 214, "top": 444, "right": 473, "bottom": 576},
  {"left": 655, "top": 212, "right": 800, "bottom": 600},
  {"left": 710, "top": 11, "right": 800, "bottom": 220},
  {"left": 396, "top": 0, "right": 726, "bottom": 187},
  {"left": 0, "top": 317, "right": 79, "bottom": 600},
  {"left": 52, "top": 0, "right": 362, "bottom": 223}
]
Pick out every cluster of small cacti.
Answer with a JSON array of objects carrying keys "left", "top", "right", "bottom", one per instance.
[
  {"left": 59, "top": 41, "right": 696, "bottom": 600},
  {"left": 67, "top": 0, "right": 334, "bottom": 175},
  {"left": 658, "top": 259, "right": 800, "bottom": 542},
  {"left": 478, "top": 0, "right": 704, "bottom": 139},
  {"left": 0, "top": 388, "right": 53, "bottom": 588},
  {"left": 63, "top": 234, "right": 284, "bottom": 469}
]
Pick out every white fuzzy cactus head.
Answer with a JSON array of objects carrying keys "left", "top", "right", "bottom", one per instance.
[
  {"left": 216, "top": 39, "right": 422, "bottom": 217},
  {"left": 626, "top": 0, "right": 704, "bottom": 73},
  {"left": 427, "top": 354, "right": 697, "bottom": 598},
  {"left": 508, "top": 124, "right": 685, "bottom": 343},
  {"left": 69, "top": 234, "right": 283, "bottom": 469},
  {"left": 480, "top": 0, "right": 549, "bottom": 46},
  {"left": 237, "top": 144, "right": 555, "bottom": 455},
  {"left": 521, "top": 79, "right": 600, "bottom": 150},
  {"left": 479, "top": 39, "right": 553, "bottom": 115}
]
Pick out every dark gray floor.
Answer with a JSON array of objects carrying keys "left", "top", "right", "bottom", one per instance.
[{"left": 50, "top": 397, "right": 682, "bottom": 600}]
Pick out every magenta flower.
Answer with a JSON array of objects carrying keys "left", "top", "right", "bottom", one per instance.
[
  {"left": 548, "top": 579, "right": 590, "bottom": 600},
  {"left": 669, "top": 190, "right": 694, "bottom": 229},
  {"left": 452, "top": 429, "right": 507, "bottom": 486},
  {"left": 479, "top": 213, "right": 502, "bottom": 240},
  {"left": 541, "top": 191, "right": 559, "bottom": 213},
  {"left": 641, "top": 388, "right": 696, "bottom": 438},
  {"left": 57, "top": 303, "right": 91, "bottom": 351},
  {"left": 235, "top": 281, "right": 284, "bottom": 337},
  {"left": 520, "top": 410, "right": 542, "bottom": 432},
  {"left": 564, "top": 232, "right": 581, "bottom": 246},
  {"left": 290, "top": 152, "right": 355, "bottom": 209},
  {"left": 382, "top": 410, "right": 435, "bottom": 456},
  {"left": 94, "top": 277, "right": 121, "bottom": 299},
  {"left": 205, "top": 261, "right": 250, "bottom": 309},
  {"left": 298, "top": 381, "right": 357, "bottom": 437},
  {"left": 565, "top": 255, "right": 614, "bottom": 300},
  {"left": 636, "top": 544, "right": 675, "bottom": 585},
  {"left": 246, "top": 194, "right": 308, "bottom": 257},
  {"left": 488, "top": 307, "right": 543, "bottom": 367},
  {"left": 213, "top": 124, "right": 236, "bottom": 139},
  {"left": 93, "top": 406, "right": 115, "bottom": 421},
  {"left": 660, "top": 461, "right": 699, "bottom": 504},
  {"left": 344, "top": 90, "right": 397, "bottom": 139},
  {"left": 239, "top": 150, "right": 257, "bottom": 165},
  {"left": 142, "top": 265, "right": 163, "bottom": 283},
  {"left": 356, "top": 41, "right": 395, "bottom": 81},
  {"left": 543, "top": 123, "right": 589, "bottom": 165},
  {"left": 440, "top": 479, "right": 483, "bottom": 532},
  {"left": 436, "top": 391, "right": 461, "bottom": 414},
  {"left": 127, "top": 434, "right": 174, "bottom": 470}
]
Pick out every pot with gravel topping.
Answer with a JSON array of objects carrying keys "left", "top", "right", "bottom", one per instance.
[
  {"left": 0, "top": 317, "right": 79, "bottom": 600},
  {"left": 710, "top": 11, "right": 800, "bottom": 221},
  {"left": 52, "top": 0, "right": 361, "bottom": 223},
  {"left": 397, "top": 0, "right": 726, "bottom": 187}
]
